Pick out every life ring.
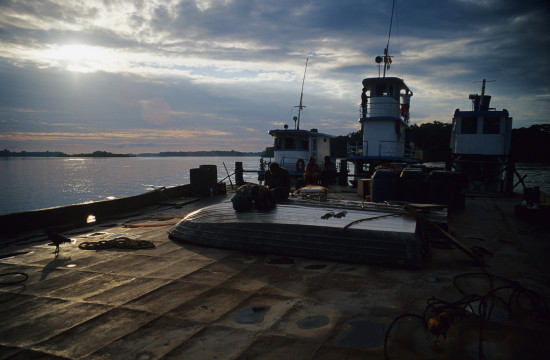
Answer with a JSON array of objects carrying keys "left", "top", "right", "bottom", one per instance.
[{"left": 296, "top": 158, "right": 305, "bottom": 172}]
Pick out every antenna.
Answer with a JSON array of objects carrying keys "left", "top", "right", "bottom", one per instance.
[
  {"left": 294, "top": 57, "right": 309, "bottom": 130},
  {"left": 383, "top": 0, "right": 396, "bottom": 77},
  {"left": 474, "top": 79, "right": 495, "bottom": 109}
]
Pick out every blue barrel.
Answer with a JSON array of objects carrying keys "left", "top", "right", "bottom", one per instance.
[
  {"left": 371, "top": 169, "right": 400, "bottom": 203},
  {"left": 400, "top": 168, "right": 427, "bottom": 203},
  {"left": 190, "top": 168, "right": 211, "bottom": 197}
]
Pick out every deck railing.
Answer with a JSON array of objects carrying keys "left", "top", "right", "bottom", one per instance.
[
  {"left": 279, "top": 156, "right": 305, "bottom": 172},
  {"left": 358, "top": 98, "right": 409, "bottom": 122},
  {"left": 347, "top": 140, "right": 419, "bottom": 161},
  {"left": 347, "top": 141, "right": 366, "bottom": 157}
]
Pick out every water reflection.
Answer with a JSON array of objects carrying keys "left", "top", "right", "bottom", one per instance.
[
  {"left": 2, "top": 157, "right": 548, "bottom": 215},
  {"left": 1, "top": 156, "right": 262, "bottom": 214}
]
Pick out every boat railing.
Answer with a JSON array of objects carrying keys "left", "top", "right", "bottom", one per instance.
[
  {"left": 359, "top": 97, "right": 403, "bottom": 119},
  {"left": 280, "top": 156, "right": 304, "bottom": 172},
  {"left": 358, "top": 97, "right": 409, "bottom": 122},
  {"left": 347, "top": 140, "right": 419, "bottom": 161},
  {"left": 380, "top": 141, "right": 419, "bottom": 161},
  {"left": 347, "top": 141, "right": 366, "bottom": 157}
]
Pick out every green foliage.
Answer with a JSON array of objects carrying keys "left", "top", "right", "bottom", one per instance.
[
  {"left": 511, "top": 124, "right": 550, "bottom": 163},
  {"left": 331, "top": 131, "right": 362, "bottom": 158},
  {"left": 409, "top": 121, "right": 452, "bottom": 162},
  {"left": 154, "top": 150, "right": 261, "bottom": 157},
  {"left": 0, "top": 149, "right": 66, "bottom": 157},
  {"left": 262, "top": 147, "right": 274, "bottom": 158},
  {"left": 66, "top": 151, "right": 133, "bottom": 157}
]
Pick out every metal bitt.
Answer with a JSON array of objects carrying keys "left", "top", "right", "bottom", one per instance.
[{"left": 235, "top": 162, "right": 244, "bottom": 186}]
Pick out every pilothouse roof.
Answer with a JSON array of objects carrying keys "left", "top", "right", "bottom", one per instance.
[{"left": 362, "top": 77, "right": 411, "bottom": 93}]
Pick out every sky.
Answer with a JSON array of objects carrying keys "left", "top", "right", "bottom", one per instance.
[{"left": 0, "top": 0, "right": 549, "bottom": 154}]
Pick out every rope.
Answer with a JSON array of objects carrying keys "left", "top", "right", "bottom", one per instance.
[
  {"left": 122, "top": 216, "right": 185, "bottom": 228},
  {"left": 383, "top": 271, "right": 550, "bottom": 359},
  {"left": 0, "top": 272, "right": 28, "bottom": 286},
  {"left": 78, "top": 237, "right": 155, "bottom": 250},
  {"left": 341, "top": 212, "right": 408, "bottom": 231}
]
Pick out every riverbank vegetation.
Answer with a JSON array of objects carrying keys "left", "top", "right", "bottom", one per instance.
[
  {"left": 329, "top": 122, "right": 549, "bottom": 163},
  {"left": 0, "top": 149, "right": 261, "bottom": 158},
  {"left": 2, "top": 123, "right": 548, "bottom": 163}
]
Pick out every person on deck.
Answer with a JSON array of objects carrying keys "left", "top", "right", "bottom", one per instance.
[
  {"left": 264, "top": 162, "right": 291, "bottom": 202},
  {"left": 400, "top": 89, "right": 412, "bottom": 121},
  {"left": 304, "top": 156, "right": 320, "bottom": 185},
  {"left": 319, "top": 156, "right": 337, "bottom": 186},
  {"left": 361, "top": 87, "right": 368, "bottom": 118}
]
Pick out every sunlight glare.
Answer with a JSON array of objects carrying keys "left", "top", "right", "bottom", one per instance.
[{"left": 44, "top": 44, "right": 116, "bottom": 73}]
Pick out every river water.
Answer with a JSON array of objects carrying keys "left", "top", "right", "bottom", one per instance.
[
  {"left": 0, "top": 156, "right": 262, "bottom": 215},
  {"left": 0, "top": 157, "right": 548, "bottom": 215}
]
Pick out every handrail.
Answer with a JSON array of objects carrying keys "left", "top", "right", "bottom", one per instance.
[
  {"left": 280, "top": 156, "right": 307, "bottom": 172},
  {"left": 358, "top": 98, "right": 409, "bottom": 122},
  {"left": 347, "top": 140, "right": 418, "bottom": 160},
  {"left": 347, "top": 141, "right": 366, "bottom": 157}
]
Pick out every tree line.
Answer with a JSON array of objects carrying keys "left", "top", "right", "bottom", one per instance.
[
  {"left": 329, "top": 122, "right": 549, "bottom": 163},
  {"left": 4, "top": 123, "right": 548, "bottom": 163},
  {"left": 0, "top": 149, "right": 260, "bottom": 158}
]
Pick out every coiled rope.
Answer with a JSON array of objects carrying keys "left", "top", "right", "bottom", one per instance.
[{"left": 78, "top": 237, "right": 155, "bottom": 250}]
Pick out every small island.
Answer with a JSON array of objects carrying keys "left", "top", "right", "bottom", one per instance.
[{"left": 0, "top": 149, "right": 132, "bottom": 158}]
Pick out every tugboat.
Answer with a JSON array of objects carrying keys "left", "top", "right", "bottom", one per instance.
[
  {"left": 263, "top": 58, "right": 334, "bottom": 177},
  {"left": 346, "top": 19, "right": 421, "bottom": 184},
  {"left": 448, "top": 79, "right": 514, "bottom": 192},
  {"left": 169, "top": 58, "right": 432, "bottom": 268}
]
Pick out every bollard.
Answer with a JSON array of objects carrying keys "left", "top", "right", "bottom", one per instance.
[
  {"left": 235, "top": 162, "right": 244, "bottom": 186},
  {"left": 338, "top": 160, "right": 348, "bottom": 186}
]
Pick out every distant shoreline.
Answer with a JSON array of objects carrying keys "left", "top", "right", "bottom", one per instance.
[{"left": 0, "top": 149, "right": 262, "bottom": 158}]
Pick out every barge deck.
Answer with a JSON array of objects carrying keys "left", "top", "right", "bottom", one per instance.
[{"left": 1, "top": 189, "right": 549, "bottom": 359}]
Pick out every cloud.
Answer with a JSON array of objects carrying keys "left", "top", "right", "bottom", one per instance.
[{"left": 0, "top": 0, "right": 548, "bottom": 153}]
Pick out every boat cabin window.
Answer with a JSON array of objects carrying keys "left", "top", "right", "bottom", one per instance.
[
  {"left": 284, "top": 137, "right": 295, "bottom": 150},
  {"left": 461, "top": 116, "right": 478, "bottom": 134},
  {"left": 299, "top": 139, "right": 309, "bottom": 150},
  {"left": 483, "top": 116, "right": 500, "bottom": 134},
  {"left": 274, "top": 138, "right": 281, "bottom": 150},
  {"left": 375, "top": 83, "right": 386, "bottom": 96},
  {"left": 374, "top": 83, "right": 397, "bottom": 99}
]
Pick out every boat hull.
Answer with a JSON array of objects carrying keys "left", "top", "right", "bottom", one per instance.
[{"left": 169, "top": 200, "right": 424, "bottom": 267}]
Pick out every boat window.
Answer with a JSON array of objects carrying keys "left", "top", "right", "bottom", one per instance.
[
  {"left": 461, "top": 117, "right": 477, "bottom": 134},
  {"left": 284, "top": 137, "right": 295, "bottom": 149},
  {"left": 483, "top": 116, "right": 500, "bottom": 134},
  {"left": 300, "top": 139, "right": 309, "bottom": 150},
  {"left": 375, "top": 83, "right": 386, "bottom": 96},
  {"left": 274, "top": 138, "right": 281, "bottom": 150}
]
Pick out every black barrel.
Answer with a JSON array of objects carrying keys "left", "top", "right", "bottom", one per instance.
[
  {"left": 190, "top": 168, "right": 211, "bottom": 197},
  {"left": 371, "top": 169, "right": 400, "bottom": 203},
  {"left": 428, "top": 170, "right": 465, "bottom": 209},
  {"left": 400, "top": 168, "right": 427, "bottom": 203},
  {"left": 199, "top": 164, "right": 218, "bottom": 194}
]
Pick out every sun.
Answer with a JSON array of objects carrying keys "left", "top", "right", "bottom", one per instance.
[{"left": 44, "top": 44, "right": 114, "bottom": 73}]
